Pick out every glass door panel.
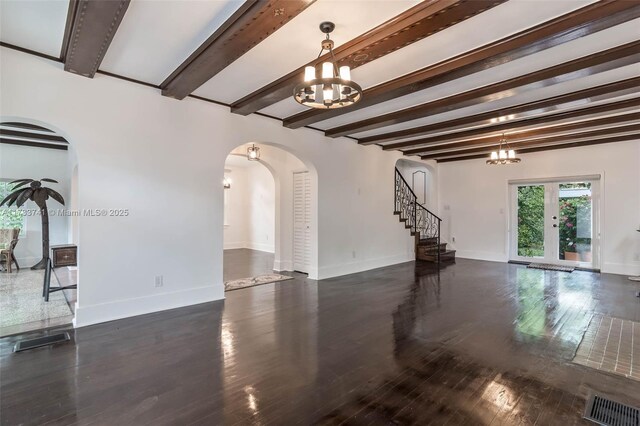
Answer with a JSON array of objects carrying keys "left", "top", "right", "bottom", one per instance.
[
  {"left": 556, "top": 182, "right": 593, "bottom": 264},
  {"left": 510, "top": 178, "right": 599, "bottom": 269},
  {"left": 516, "top": 185, "right": 545, "bottom": 259}
]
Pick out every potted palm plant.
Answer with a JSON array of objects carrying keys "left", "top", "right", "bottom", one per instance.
[{"left": 0, "top": 179, "right": 65, "bottom": 269}]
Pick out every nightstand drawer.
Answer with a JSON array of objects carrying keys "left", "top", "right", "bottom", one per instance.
[{"left": 51, "top": 245, "right": 77, "bottom": 267}]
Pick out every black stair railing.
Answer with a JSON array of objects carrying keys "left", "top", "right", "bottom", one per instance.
[{"left": 394, "top": 168, "right": 442, "bottom": 262}]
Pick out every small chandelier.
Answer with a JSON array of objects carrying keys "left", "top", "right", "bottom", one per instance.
[
  {"left": 487, "top": 134, "right": 521, "bottom": 165},
  {"left": 247, "top": 144, "right": 260, "bottom": 161},
  {"left": 293, "top": 22, "right": 363, "bottom": 109},
  {"left": 223, "top": 176, "right": 231, "bottom": 189}
]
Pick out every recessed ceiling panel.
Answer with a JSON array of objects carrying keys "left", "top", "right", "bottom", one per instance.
[
  {"left": 0, "top": 0, "right": 69, "bottom": 57},
  {"left": 100, "top": 0, "right": 245, "bottom": 85},
  {"left": 193, "top": 0, "right": 421, "bottom": 104}
]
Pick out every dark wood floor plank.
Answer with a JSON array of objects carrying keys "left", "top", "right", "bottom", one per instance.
[{"left": 2, "top": 255, "right": 639, "bottom": 425}]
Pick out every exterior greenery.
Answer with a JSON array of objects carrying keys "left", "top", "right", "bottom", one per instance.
[
  {"left": 0, "top": 181, "right": 25, "bottom": 231},
  {"left": 517, "top": 185, "right": 544, "bottom": 257},
  {"left": 517, "top": 183, "right": 592, "bottom": 260},
  {"left": 558, "top": 183, "right": 592, "bottom": 259}
]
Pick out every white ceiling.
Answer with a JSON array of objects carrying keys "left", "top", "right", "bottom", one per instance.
[
  {"left": 0, "top": 0, "right": 68, "bottom": 57},
  {"left": 1, "top": 0, "right": 637, "bottom": 156},
  {"left": 193, "top": 0, "right": 421, "bottom": 103},
  {"left": 100, "top": 0, "right": 245, "bottom": 84}
]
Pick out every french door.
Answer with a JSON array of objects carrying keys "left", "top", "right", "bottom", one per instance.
[{"left": 509, "top": 177, "right": 600, "bottom": 269}]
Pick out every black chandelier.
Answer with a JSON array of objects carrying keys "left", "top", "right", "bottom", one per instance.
[
  {"left": 293, "top": 22, "right": 363, "bottom": 109},
  {"left": 486, "top": 134, "right": 521, "bottom": 165}
]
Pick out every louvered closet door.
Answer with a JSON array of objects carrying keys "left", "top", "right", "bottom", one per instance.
[{"left": 293, "top": 171, "right": 311, "bottom": 273}]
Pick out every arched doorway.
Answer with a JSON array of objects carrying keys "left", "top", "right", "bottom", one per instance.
[
  {"left": 0, "top": 120, "right": 79, "bottom": 336},
  {"left": 221, "top": 142, "right": 318, "bottom": 291}
]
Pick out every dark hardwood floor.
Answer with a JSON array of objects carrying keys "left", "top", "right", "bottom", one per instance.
[
  {"left": 1, "top": 259, "right": 639, "bottom": 425},
  {"left": 223, "top": 248, "right": 275, "bottom": 281}
]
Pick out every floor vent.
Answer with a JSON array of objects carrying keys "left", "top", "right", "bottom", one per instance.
[
  {"left": 13, "top": 332, "right": 70, "bottom": 353},
  {"left": 584, "top": 394, "right": 639, "bottom": 426}
]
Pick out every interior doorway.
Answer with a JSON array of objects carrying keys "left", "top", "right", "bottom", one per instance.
[
  {"left": 222, "top": 143, "right": 316, "bottom": 290},
  {"left": 509, "top": 176, "right": 601, "bottom": 269},
  {"left": 0, "top": 121, "right": 79, "bottom": 336}
]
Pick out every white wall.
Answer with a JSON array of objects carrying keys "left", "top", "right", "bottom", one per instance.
[
  {"left": 223, "top": 157, "right": 276, "bottom": 253},
  {"left": 396, "top": 158, "right": 437, "bottom": 211},
  {"left": 438, "top": 140, "right": 640, "bottom": 275},
  {"left": 1, "top": 48, "right": 415, "bottom": 327},
  {"left": 0, "top": 143, "right": 71, "bottom": 266}
]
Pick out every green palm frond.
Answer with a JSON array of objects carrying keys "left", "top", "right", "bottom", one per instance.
[
  {"left": 16, "top": 189, "right": 34, "bottom": 207},
  {"left": 45, "top": 188, "right": 65, "bottom": 206},
  {"left": 41, "top": 178, "right": 58, "bottom": 183}
]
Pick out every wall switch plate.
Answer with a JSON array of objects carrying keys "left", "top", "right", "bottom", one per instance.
[
  {"left": 155, "top": 276, "right": 164, "bottom": 288},
  {"left": 452, "top": 236, "right": 456, "bottom": 243}
]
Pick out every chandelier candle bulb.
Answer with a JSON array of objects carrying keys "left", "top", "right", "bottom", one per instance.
[
  {"left": 508, "top": 150, "right": 516, "bottom": 159},
  {"left": 323, "top": 87, "right": 333, "bottom": 103},
  {"left": 304, "top": 66, "right": 316, "bottom": 82},
  {"left": 322, "top": 62, "right": 333, "bottom": 79},
  {"left": 490, "top": 152, "right": 499, "bottom": 160},
  {"left": 499, "top": 150, "right": 507, "bottom": 159},
  {"left": 339, "top": 66, "right": 351, "bottom": 81}
]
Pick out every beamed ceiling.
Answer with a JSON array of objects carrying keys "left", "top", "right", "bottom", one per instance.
[{"left": 1, "top": 0, "right": 638, "bottom": 161}]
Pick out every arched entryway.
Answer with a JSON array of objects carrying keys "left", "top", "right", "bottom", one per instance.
[
  {"left": 221, "top": 142, "right": 319, "bottom": 291},
  {"left": 0, "top": 120, "right": 79, "bottom": 336}
]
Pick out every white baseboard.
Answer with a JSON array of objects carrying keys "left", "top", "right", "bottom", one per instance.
[
  {"left": 274, "top": 259, "right": 293, "bottom": 272},
  {"left": 245, "top": 241, "right": 275, "bottom": 253},
  {"left": 317, "top": 253, "right": 414, "bottom": 280},
  {"left": 223, "top": 241, "right": 246, "bottom": 250},
  {"left": 601, "top": 262, "right": 640, "bottom": 276},
  {"left": 74, "top": 284, "right": 224, "bottom": 328},
  {"left": 223, "top": 241, "right": 274, "bottom": 253},
  {"left": 454, "top": 250, "right": 507, "bottom": 263}
]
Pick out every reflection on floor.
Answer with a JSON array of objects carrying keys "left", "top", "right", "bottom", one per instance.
[
  {"left": 0, "top": 268, "right": 76, "bottom": 337},
  {"left": 223, "top": 248, "right": 276, "bottom": 281},
  {"left": 1, "top": 259, "right": 639, "bottom": 424}
]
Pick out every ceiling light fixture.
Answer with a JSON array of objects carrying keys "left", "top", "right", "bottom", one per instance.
[
  {"left": 293, "top": 22, "right": 363, "bottom": 109},
  {"left": 247, "top": 144, "right": 260, "bottom": 161},
  {"left": 486, "top": 134, "right": 521, "bottom": 165}
]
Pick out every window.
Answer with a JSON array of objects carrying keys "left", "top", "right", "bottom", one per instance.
[{"left": 0, "top": 181, "right": 26, "bottom": 234}]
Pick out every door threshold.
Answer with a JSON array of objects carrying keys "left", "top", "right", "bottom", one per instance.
[{"left": 508, "top": 260, "right": 600, "bottom": 273}]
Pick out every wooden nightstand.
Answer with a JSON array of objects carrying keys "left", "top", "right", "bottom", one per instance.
[{"left": 51, "top": 244, "right": 77, "bottom": 268}]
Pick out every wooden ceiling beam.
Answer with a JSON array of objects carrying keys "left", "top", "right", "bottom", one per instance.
[
  {"left": 404, "top": 112, "right": 640, "bottom": 156},
  {"left": 436, "top": 133, "right": 640, "bottom": 162},
  {"left": 391, "top": 97, "right": 640, "bottom": 153},
  {"left": 284, "top": 0, "right": 640, "bottom": 129},
  {"left": 361, "top": 76, "right": 640, "bottom": 145},
  {"left": 230, "top": 0, "right": 505, "bottom": 115},
  {"left": 325, "top": 40, "right": 640, "bottom": 138},
  {"left": 161, "top": 0, "right": 317, "bottom": 100},
  {"left": 61, "top": 0, "right": 131, "bottom": 78},
  {"left": 419, "top": 124, "right": 640, "bottom": 160}
]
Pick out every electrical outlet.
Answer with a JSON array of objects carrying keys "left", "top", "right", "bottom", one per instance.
[
  {"left": 452, "top": 236, "right": 456, "bottom": 243},
  {"left": 155, "top": 275, "right": 164, "bottom": 288}
]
